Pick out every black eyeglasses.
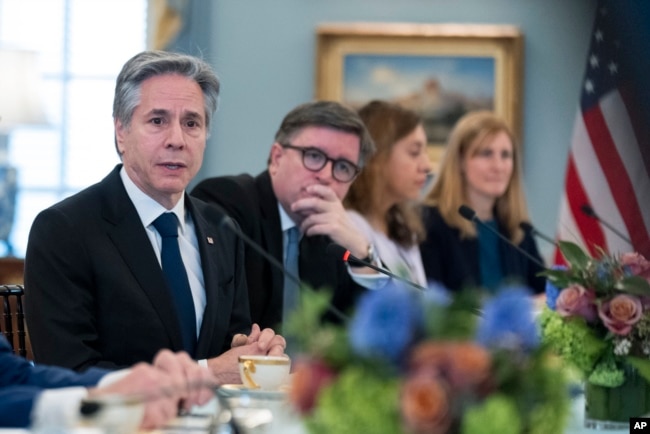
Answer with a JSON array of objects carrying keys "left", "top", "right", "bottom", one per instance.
[{"left": 280, "top": 143, "right": 360, "bottom": 183}]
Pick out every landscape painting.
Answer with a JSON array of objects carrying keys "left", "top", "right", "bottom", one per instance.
[
  {"left": 342, "top": 54, "right": 496, "bottom": 145},
  {"left": 315, "top": 23, "right": 523, "bottom": 168}
]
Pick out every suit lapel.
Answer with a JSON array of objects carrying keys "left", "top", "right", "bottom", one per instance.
[
  {"left": 100, "top": 166, "right": 185, "bottom": 351},
  {"left": 188, "top": 196, "right": 224, "bottom": 357},
  {"left": 256, "top": 172, "right": 284, "bottom": 293}
]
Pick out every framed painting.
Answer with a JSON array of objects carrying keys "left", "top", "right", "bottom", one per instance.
[{"left": 315, "top": 23, "right": 524, "bottom": 171}]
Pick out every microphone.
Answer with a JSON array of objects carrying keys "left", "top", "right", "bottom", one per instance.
[
  {"left": 458, "top": 205, "right": 546, "bottom": 269},
  {"left": 519, "top": 222, "right": 556, "bottom": 246},
  {"left": 326, "top": 243, "right": 428, "bottom": 292},
  {"left": 580, "top": 203, "right": 632, "bottom": 245},
  {"left": 219, "top": 216, "right": 349, "bottom": 323}
]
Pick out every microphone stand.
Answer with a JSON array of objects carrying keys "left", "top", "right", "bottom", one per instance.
[
  {"left": 326, "top": 243, "right": 428, "bottom": 292},
  {"left": 220, "top": 217, "right": 349, "bottom": 323},
  {"left": 519, "top": 222, "right": 556, "bottom": 246},
  {"left": 458, "top": 205, "right": 547, "bottom": 269},
  {"left": 580, "top": 204, "right": 632, "bottom": 246}
]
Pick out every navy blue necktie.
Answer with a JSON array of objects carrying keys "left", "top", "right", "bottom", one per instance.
[{"left": 152, "top": 212, "right": 197, "bottom": 356}]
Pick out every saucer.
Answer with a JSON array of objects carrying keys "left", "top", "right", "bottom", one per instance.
[{"left": 217, "top": 384, "right": 289, "bottom": 400}]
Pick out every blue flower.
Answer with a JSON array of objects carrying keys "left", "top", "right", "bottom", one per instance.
[
  {"left": 545, "top": 265, "right": 566, "bottom": 310},
  {"left": 476, "top": 286, "right": 539, "bottom": 352},
  {"left": 423, "top": 280, "right": 453, "bottom": 307},
  {"left": 349, "top": 282, "right": 423, "bottom": 364},
  {"left": 595, "top": 260, "right": 612, "bottom": 281}
]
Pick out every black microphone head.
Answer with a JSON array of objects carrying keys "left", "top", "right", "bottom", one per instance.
[
  {"left": 519, "top": 221, "right": 533, "bottom": 232},
  {"left": 326, "top": 243, "right": 349, "bottom": 260},
  {"left": 220, "top": 215, "right": 237, "bottom": 230},
  {"left": 581, "top": 203, "right": 596, "bottom": 218},
  {"left": 458, "top": 205, "right": 476, "bottom": 221}
]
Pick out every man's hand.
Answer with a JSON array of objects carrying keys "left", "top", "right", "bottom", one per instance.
[
  {"left": 211, "top": 324, "right": 287, "bottom": 384},
  {"left": 88, "top": 363, "right": 180, "bottom": 430},
  {"left": 152, "top": 349, "right": 216, "bottom": 411},
  {"left": 292, "top": 184, "right": 369, "bottom": 258},
  {"left": 88, "top": 351, "right": 215, "bottom": 429}
]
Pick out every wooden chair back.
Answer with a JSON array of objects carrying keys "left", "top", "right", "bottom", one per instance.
[{"left": 0, "top": 284, "right": 32, "bottom": 359}]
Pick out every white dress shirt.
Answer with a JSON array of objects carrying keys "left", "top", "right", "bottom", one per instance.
[
  {"left": 31, "top": 370, "right": 128, "bottom": 430},
  {"left": 120, "top": 167, "right": 206, "bottom": 335}
]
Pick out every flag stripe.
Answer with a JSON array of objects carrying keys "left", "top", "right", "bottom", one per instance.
[
  {"left": 564, "top": 154, "right": 607, "bottom": 256},
  {"left": 600, "top": 91, "right": 650, "bottom": 253},
  {"left": 619, "top": 85, "right": 650, "bottom": 180},
  {"left": 569, "top": 108, "right": 623, "bottom": 253},
  {"left": 583, "top": 104, "right": 643, "bottom": 250}
]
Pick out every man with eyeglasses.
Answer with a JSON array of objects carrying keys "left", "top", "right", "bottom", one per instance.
[{"left": 192, "top": 101, "right": 387, "bottom": 335}]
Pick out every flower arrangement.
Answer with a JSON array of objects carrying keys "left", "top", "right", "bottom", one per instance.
[
  {"left": 285, "top": 283, "right": 570, "bottom": 434},
  {"left": 540, "top": 241, "right": 650, "bottom": 388}
]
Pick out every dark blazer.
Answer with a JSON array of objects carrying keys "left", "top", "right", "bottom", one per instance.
[
  {"left": 24, "top": 165, "right": 251, "bottom": 371},
  {"left": 0, "top": 335, "right": 107, "bottom": 427},
  {"left": 420, "top": 206, "right": 546, "bottom": 294},
  {"left": 191, "top": 171, "right": 366, "bottom": 329}
]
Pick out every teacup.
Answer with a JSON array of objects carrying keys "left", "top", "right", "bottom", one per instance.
[{"left": 238, "top": 355, "right": 291, "bottom": 390}]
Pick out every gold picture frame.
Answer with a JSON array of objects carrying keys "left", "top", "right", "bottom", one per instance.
[{"left": 315, "top": 22, "right": 524, "bottom": 171}]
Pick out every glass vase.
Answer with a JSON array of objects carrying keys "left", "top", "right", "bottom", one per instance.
[{"left": 584, "top": 365, "right": 650, "bottom": 430}]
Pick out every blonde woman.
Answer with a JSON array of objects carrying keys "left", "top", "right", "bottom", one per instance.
[
  {"left": 420, "top": 110, "right": 545, "bottom": 293},
  {"left": 345, "top": 100, "right": 432, "bottom": 286}
]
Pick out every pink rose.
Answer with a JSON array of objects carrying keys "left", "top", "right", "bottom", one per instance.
[
  {"left": 401, "top": 372, "right": 451, "bottom": 434},
  {"left": 408, "top": 341, "right": 491, "bottom": 391},
  {"left": 555, "top": 284, "right": 597, "bottom": 322},
  {"left": 621, "top": 252, "right": 650, "bottom": 281},
  {"left": 598, "top": 294, "right": 644, "bottom": 335},
  {"left": 289, "top": 357, "right": 336, "bottom": 414}
]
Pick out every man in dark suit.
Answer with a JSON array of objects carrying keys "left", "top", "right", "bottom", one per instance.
[
  {"left": 0, "top": 335, "right": 215, "bottom": 428},
  {"left": 192, "top": 101, "right": 386, "bottom": 333},
  {"left": 24, "top": 51, "right": 285, "bottom": 380}
]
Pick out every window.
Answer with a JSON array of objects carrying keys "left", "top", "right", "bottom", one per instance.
[{"left": 0, "top": 0, "right": 147, "bottom": 256}]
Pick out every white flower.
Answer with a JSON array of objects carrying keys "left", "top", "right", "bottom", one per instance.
[{"left": 613, "top": 338, "right": 632, "bottom": 356}]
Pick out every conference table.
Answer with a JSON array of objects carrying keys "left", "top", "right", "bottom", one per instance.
[
  {"left": 0, "top": 389, "right": 628, "bottom": 434},
  {"left": 152, "top": 389, "right": 628, "bottom": 434}
]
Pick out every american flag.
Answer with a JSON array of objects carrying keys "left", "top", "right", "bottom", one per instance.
[{"left": 555, "top": 0, "right": 650, "bottom": 262}]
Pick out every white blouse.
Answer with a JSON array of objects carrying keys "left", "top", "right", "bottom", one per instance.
[{"left": 347, "top": 210, "right": 428, "bottom": 287}]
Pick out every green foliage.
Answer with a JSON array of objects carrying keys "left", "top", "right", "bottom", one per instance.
[
  {"left": 539, "top": 307, "right": 606, "bottom": 375},
  {"left": 544, "top": 241, "right": 650, "bottom": 296},
  {"left": 461, "top": 394, "right": 521, "bottom": 434},
  {"left": 624, "top": 356, "right": 650, "bottom": 384},
  {"left": 283, "top": 286, "right": 353, "bottom": 365},
  {"left": 306, "top": 366, "right": 401, "bottom": 434},
  {"left": 487, "top": 346, "right": 571, "bottom": 434},
  {"left": 558, "top": 240, "right": 592, "bottom": 270},
  {"left": 615, "top": 275, "right": 650, "bottom": 296},
  {"left": 588, "top": 356, "right": 625, "bottom": 387},
  {"left": 424, "top": 287, "right": 481, "bottom": 340}
]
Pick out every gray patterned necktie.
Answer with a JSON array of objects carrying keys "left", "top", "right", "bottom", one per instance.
[{"left": 282, "top": 226, "right": 300, "bottom": 322}]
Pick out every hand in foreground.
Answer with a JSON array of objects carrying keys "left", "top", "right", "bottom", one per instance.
[
  {"left": 88, "top": 362, "right": 180, "bottom": 430},
  {"left": 212, "top": 324, "right": 287, "bottom": 384},
  {"left": 152, "top": 349, "right": 216, "bottom": 412},
  {"left": 292, "top": 184, "right": 369, "bottom": 258}
]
